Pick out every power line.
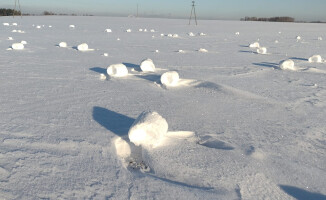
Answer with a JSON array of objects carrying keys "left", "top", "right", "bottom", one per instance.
[
  {"left": 13, "top": 0, "right": 22, "bottom": 18},
  {"left": 189, "top": 1, "right": 197, "bottom": 25}
]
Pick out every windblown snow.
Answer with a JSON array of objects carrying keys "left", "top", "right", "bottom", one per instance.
[{"left": 1, "top": 16, "right": 326, "bottom": 200}]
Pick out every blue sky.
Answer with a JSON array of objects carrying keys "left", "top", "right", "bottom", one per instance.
[{"left": 2, "top": 0, "right": 326, "bottom": 21}]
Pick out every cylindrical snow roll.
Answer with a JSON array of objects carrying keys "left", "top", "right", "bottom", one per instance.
[
  {"left": 128, "top": 111, "right": 168, "bottom": 148},
  {"left": 308, "top": 55, "right": 322, "bottom": 63},
  {"left": 12, "top": 43, "right": 24, "bottom": 50},
  {"left": 279, "top": 59, "right": 296, "bottom": 71},
  {"left": 257, "top": 47, "right": 267, "bottom": 54},
  {"left": 77, "top": 43, "right": 88, "bottom": 51},
  {"left": 198, "top": 48, "right": 208, "bottom": 53},
  {"left": 249, "top": 42, "right": 260, "bottom": 48},
  {"left": 160, "top": 71, "right": 180, "bottom": 87},
  {"left": 59, "top": 42, "right": 67, "bottom": 48},
  {"left": 140, "top": 58, "right": 155, "bottom": 72},
  {"left": 107, "top": 63, "right": 128, "bottom": 77}
]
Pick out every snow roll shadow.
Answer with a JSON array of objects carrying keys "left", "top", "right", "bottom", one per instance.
[
  {"left": 89, "top": 67, "right": 107, "bottom": 74},
  {"left": 123, "top": 62, "right": 141, "bottom": 72},
  {"left": 92, "top": 106, "right": 134, "bottom": 136},
  {"left": 279, "top": 185, "right": 326, "bottom": 200},
  {"left": 135, "top": 74, "right": 161, "bottom": 82},
  {"left": 289, "top": 57, "right": 308, "bottom": 61},
  {"left": 252, "top": 62, "right": 279, "bottom": 69}
]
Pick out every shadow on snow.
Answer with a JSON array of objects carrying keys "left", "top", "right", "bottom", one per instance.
[
  {"left": 279, "top": 185, "right": 326, "bottom": 200},
  {"left": 92, "top": 106, "right": 135, "bottom": 136}
]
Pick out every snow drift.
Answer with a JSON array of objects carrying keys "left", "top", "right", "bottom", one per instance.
[
  {"left": 140, "top": 59, "right": 155, "bottom": 72},
  {"left": 107, "top": 63, "right": 128, "bottom": 77},
  {"left": 128, "top": 111, "right": 168, "bottom": 148},
  {"left": 160, "top": 71, "right": 180, "bottom": 87}
]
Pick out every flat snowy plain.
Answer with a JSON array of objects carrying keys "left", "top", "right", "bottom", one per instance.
[{"left": 1, "top": 16, "right": 326, "bottom": 199}]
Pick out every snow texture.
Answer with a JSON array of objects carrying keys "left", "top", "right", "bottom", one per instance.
[{"left": 1, "top": 16, "right": 326, "bottom": 200}]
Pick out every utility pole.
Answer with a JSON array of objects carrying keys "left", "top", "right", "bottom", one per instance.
[
  {"left": 189, "top": 1, "right": 197, "bottom": 25},
  {"left": 13, "top": 0, "right": 22, "bottom": 18},
  {"left": 137, "top": 4, "right": 139, "bottom": 18}
]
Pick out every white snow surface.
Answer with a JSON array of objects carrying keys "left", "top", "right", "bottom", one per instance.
[{"left": 1, "top": 16, "right": 326, "bottom": 200}]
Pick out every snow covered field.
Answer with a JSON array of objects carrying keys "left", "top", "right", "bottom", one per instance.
[{"left": 1, "top": 16, "right": 326, "bottom": 199}]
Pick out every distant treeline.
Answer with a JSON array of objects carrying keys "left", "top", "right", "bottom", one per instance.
[
  {"left": 0, "top": 8, "right": 92, "bottom": 16},
  {"left": 241, "top": 16, "right": 295, "bottom": 22},
  {"left": 43, "top": 11, "right": 93, "bottom": 16},
  {"left": 0, "top": 8, "right": 21, "bottom": 16}
]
